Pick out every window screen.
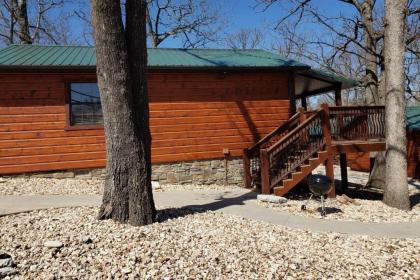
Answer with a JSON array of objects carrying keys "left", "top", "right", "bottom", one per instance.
[{"left": 70, "top": 83, "right": 103, "bottom": 125}]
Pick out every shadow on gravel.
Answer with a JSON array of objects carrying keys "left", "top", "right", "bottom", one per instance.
[{"left": 156, "top": 190, "right": 258, "bottom": 223}]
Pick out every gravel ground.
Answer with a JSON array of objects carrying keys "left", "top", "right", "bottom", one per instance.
[
  {"left": 257, "top": 196, "right": 420, "bottom": 223},
  {"left": 0, "top": 177, "right": 239, "bottom": 196},
  {"left": 1, "top": 207, "right": 419, "bottom": 279}
]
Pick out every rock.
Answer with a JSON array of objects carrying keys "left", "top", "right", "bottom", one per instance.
[
  {"left": 122, "top": 268, "right": 132, "bottom": 274},
  {"left": 152, "top": 181, "right": 161, "bottom": 189},
  {"left": 0, "top": 253, "right": 13, "bottom": 268},
  {"left": 257, "top": 194, "right": 287, "bottom": 204},
  {"left": 29, "top": 265, "right": 37, "bottom": 272},
  {"left": 81, "top": 236, "right": 93, "bottom": 244},
  {"left": 44, "top": 240, "right": 63, "bottom": 248},
  {"left": 342, "top": 194, "right": 361, "bottom": 206},
  {"left": 336, "top": 196, "right": 349, "bottom": 205},
  {"left": 0, "top": 267, "right": 17, "bottom": 277}
]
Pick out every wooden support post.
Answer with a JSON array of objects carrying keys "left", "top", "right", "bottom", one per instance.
[
  {"left": 320, "top": 103, "right": 336, "bottom": 198},
  {"left": 243, "top": 149, "right": 252, "bottom": 188},
  {"left": 335, "top": 83, "right": 344, "bottom": 138},
  {"left": 334, "top": 83, "right": 342, "bottom": 106},
  {"left": 301, "top": 96, "right": 307, "bottom": 110},
  {"left": 298, "top": 107, "right": 306, "bottom": 123},
  {"left": 298, "top": 107, "right": 308, "bottom": 144},
  {"left": 288, "top": 71, "right": 297, "bottom": 116},
  {"left": 339, "top": 153, "right": 348, "bottom": 193},
  {"left": 260, "top": 149, "right": 270, "bottom": 194}
]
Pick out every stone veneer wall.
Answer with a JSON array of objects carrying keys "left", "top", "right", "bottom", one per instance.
[{"left": 10, "top": 158, "right": 244, "bottom": 186}]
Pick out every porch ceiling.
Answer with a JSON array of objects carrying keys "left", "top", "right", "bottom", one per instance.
[{"left": 295, "top": 68, "right": 360, "bottom": 97}]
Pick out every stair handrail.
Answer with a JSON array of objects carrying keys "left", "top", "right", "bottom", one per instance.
[
  {"left": 266, "top": 109, "right": 324, "bottom": 153},
  {"left": 243, "top": 111, "right": 301, "bottom": 188},
  {"left": 247, "top": 111, "right": 300, "bottom": 155}
]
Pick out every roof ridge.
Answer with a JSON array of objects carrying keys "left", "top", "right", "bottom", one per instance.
[
  {"left": 4, "top": 44, "right": 276, "bottom": 53},
  {"left": 9, "top": 44, "right": 93, "bottom": 48}
]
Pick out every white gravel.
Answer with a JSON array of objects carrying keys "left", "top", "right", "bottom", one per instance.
[
  {"left": 0, "top": 177, "right": 240, "bottom": 196},
  {"left": 1, "top": 207, "right": 419, "bottom": 279}
]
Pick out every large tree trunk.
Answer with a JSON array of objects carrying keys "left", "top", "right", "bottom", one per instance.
[
  {"left": 361, "top": 0, "right": 380, "bottom": 105},
  {"left": 91, "top": 0, "right": 156, "bottom": 225},
  {"left": 383, "top": 0, "right": 410, "bottom": 210},
  {"left": 11, "top": 0, "right": 31, "bottom": 44}
]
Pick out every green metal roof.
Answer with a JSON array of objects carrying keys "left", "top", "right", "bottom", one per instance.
[
  {"left": 407, "top": 106, "right": 420, "bottom": 131},
  {"left": 0, "top": 44, "right": 308, "bottom": 69}
]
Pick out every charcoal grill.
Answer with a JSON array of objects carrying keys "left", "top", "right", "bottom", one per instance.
[{"left": 301, "top": 175, "right": 333, "bottom": 217}]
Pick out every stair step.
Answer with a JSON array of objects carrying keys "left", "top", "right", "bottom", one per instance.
[
  {"left": 291, "top": 171, "right": 303, "bottom": 181},
  {"left": 273, "top": 150, "right": 330, "bottom": 196}
]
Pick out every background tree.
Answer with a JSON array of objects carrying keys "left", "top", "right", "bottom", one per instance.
[
  {"left": 75, "top": 0, "right": 224, "bottom": 48},
  {"left": 257, "top": 0, "right": 419, "bottom": 105},
  {"left": 226, "top": 28, "right": 263, "bottom": 49},
  {"left": 0, "top": 0, "right": 84, "bottom": 45},
  {"left": 383, "top": 0, "right": 410, "bottom": 210},
  {"left": 90, "top": 0, "right": 156, "bottom": 225},
  {"left": 146, "top": 0, "right": 222, "bottom": 48}
]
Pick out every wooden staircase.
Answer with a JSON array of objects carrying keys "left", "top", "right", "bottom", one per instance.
[
  {"left": 243, "top": 104, "right": 386, "bottom": 197},
  {"left": 273, "top": 150, "right": 328, "bottom": 196}
]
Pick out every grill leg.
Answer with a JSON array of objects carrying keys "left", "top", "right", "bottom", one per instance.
[{"left": 321, "top": 195, "right": 327, "bottom": 217}]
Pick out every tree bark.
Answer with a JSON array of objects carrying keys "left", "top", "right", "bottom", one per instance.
[
  {"left": 383, "top": 0, "right": 410, "bottom": 210},
  {"left": 91, "top": 0, "right": 156, "bottom": 225},
  {"left": 11, "top": 0, "right": 31, "bottom": 44}
]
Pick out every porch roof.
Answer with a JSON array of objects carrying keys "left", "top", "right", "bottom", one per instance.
[{"left": 294, "top": 69, "right": 360, "bottom": 97}]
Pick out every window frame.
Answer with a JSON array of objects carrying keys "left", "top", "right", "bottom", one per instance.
[{"left": 65, "top": 80, "right": 104, "bottom": 131}]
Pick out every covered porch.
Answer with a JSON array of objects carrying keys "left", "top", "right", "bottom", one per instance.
[{"left": 243, "top": 69, "right": 386, "bottom": 197}]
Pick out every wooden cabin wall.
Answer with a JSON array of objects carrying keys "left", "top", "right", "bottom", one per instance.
[
  {"left": 347, "top": 131, "right": 419, "bottom": 178},
  {"left": 0, "top": 70, "right": 290, "bottom": 175}
]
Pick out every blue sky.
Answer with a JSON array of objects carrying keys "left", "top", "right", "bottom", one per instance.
[
  {"left": 18, "top": 0, "right": 384, "bottom": 51},
  {"left": 156, "top": 0, "right": 367, "bottom": 49}
]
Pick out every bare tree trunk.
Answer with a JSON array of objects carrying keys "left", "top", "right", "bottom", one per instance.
[
  {"left": 361, "top": 0, "right": 379, "bottom": 105},
  {"left": 11, "top": 0, "right": 31, "bottom": 44},
  {"left": 383, "top": 0, "right": 410, "bottom": 210},
  {"left": 91, "top": 0, "right": 156, "bottom": 225}
]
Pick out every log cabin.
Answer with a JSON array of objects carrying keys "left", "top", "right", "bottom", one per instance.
[{"left": 0, "top": 44, "right": 411, "bottom": 197}]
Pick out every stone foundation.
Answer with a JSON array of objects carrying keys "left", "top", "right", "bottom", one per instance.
[
  {"left": 8, "top": 158, "right": 244, "bottom": 186},
  {"left": 151, "top": 158, "right": 243, "bottom": 185}
]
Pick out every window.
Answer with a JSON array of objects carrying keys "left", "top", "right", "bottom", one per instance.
[{"left": 69, "top": 83, "right": 103, "bottom": 126}]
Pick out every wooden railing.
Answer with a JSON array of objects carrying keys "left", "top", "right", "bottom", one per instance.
[
  {"left": 243, "top": 104, "right": 386, "bottom": 193},
  {"left": 243, "top": 112, "right": 300, "bottom": 188},
  {"left": 329, "top": 106, "right": 385, "bottom": 141}
]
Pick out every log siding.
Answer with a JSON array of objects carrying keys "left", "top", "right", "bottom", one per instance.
[{"left": 0, "top": 70, "right": 290, "bottom": 175}]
